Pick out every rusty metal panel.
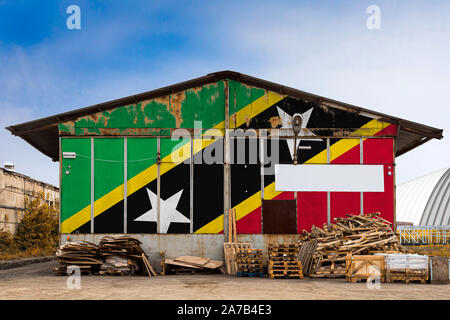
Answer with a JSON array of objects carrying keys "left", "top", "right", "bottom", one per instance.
[{"left": 262, "top": 199, "right": 296, "bottom": 234}]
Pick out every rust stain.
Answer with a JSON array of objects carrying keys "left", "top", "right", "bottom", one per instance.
[
  {"left": 245, "top": 116, "right": 251, "bottom": 127},
  {"left": 97, "top": 128, "right": 120, "bottom": 135},
  {"left": 191, "top": 86, "right": 203, "bottom": 94},
  {"left": 170, "top": 91, "right": 185, "bottom": 128},
  {"left": 230, "top": 113, "right": 236, "bottom": 127},
  {"left": 140, "top": 99, "right": 154, "bottom": 126},
  {"left": 268, "top": 116, "right": 281, "bottom": 128}
]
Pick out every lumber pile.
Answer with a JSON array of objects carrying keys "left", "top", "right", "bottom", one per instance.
[
  {"left": 53, "top": 241, "right": 102, "bottom": 275},
  {"left": 301, "top": 212, "right": 410, "bottom": 278},
  {"left": 98, "top": 236, "right": 146, "bottom": 259},
  {"left": 53, "top": 235, "right": 157, "bottom": 276},
  {"left": 268, "top": 243, "right": 303, "bottom": 279},
  {"left": 236, "top": 248, "right": 263, "bottom": 277},
  {"left": 165, "top": 255, "right": 224, "bottom": 274},
  {"left": 97, "top": 235, "right": 152, "bottom": 276}
]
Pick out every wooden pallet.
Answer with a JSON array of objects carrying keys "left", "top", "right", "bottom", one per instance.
[
  {"left": 236, "top": 248, "right": 263, "bottom": 254},
  {"left": 269, "top": 252, "right": 298, "bottom": 258},
  {"left": 386, "top": 269, "right": 428, "bottom": 284},
  {"left": 224, "top": 242, "right": 252, "bottom": 275},
  {"left": 269, "top": 256, "right": 299, "bottom": 262},
  {"left": 237, "top": 272, "right": 264, "bottom": 278},
  {"left": 268, "top": 243, "right": 300, "bottom": 249},
  {"left": 269, "top": 273, "right": 303, "bottom": 279},
  {"left": 269, "top": 260, "right": 302, "bottom": 266},
  {"left": 268, "top": 247, "right": 299, "bottom": 252},
  {"left": 312, "top": 261, "right": 346, "bottom": 277}
]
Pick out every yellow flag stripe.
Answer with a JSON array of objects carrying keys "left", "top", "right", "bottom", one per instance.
[
  {"left": 195, "top": 119, "right": 390, "bottom": 234},
  {"left": 61, "top": 91, "right": 285, "bottom": 233}
]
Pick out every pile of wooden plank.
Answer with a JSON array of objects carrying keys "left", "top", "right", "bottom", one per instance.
[
  {"left": 53, "top": 241, "right": 102, "bottom": 275},
  {"left": 98, "top": 236, "right": 146, "bottom": 259},
  {"left": 236, "top": 248, "right": 263, "bottom": 277},
  {"left": 97, "top": 236, "right": 155, "bottom": 276},
  {"left": 165, "top": 255, "right": 224, "bottom": 274},
  {"left": 300, "top": 212, "right": 410, "bottom": 278},
  {"left": 53, "top": 236, "right": 158, "bottom": 277},
  {"left": 268, "top": 243, "right": 303, "bottom": 279}
]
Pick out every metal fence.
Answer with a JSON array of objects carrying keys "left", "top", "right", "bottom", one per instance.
[{"left": 398, "top": 226, "right": 450, "bottom": 245}]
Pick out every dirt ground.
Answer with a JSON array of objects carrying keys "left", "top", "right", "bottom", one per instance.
[{"left": 0, "top": 261, "right": 448, "bottom": 300}]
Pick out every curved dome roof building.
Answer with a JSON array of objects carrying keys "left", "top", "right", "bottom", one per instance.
[{"left": 396, "top": 167, "right": 450, "bottom": 226}]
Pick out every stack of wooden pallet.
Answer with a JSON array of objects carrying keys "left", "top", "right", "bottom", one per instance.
[
  {"left": 268, "top": 243, "right": 303, "bottom": 279},
  {"left": 223, "top": 242, "right": 252, "bottom": 275},
  {"left": 164, "top": 255, "right": 223, "bottom": 274},
  {"left": 53, "top": 241, "right": 102, "bottom": 275},
  {"left": 300, "top": 212, "right": 410, "bottom": 278},
  {"left": 236, "top": 248, "right": 263, "bottom": 277}
]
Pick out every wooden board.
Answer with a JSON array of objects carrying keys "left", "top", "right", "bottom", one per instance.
[
  {"left": 165, "top": 259, "right": 202, "bottom": 269},
  {"left": 174, "top": 256, "right": 211, "bottom": 266},
  {"left": 142, "top": 253, "right": 157, "bottom": 276},
  {"left": 202, "top": 260, "right": 224, "bottom": 269}
]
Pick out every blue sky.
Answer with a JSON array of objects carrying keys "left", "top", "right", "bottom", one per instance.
[{"left": 0, "top": 0, "right": 449, "bottom": 186}]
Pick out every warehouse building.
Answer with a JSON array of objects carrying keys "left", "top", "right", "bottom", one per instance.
[
  {"left": 397, "top": 166, "right": 450, "bottom": 226},
  {"left": 6, "top": 71, "right": 444, "bottom": 260},
  {"left": 0, "top": 164, "right": 59, "bottom": 234}
]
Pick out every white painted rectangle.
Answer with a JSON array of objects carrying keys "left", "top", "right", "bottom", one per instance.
[{"left": 275, "top": 164, "right": 384, "bottom": 192}]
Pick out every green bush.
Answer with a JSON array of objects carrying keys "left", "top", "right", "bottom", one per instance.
[{"left": 13, "top": 193, "right": 59, "bottom": 252}]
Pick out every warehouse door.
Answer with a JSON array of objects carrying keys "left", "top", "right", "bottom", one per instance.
[{"left": 262, "top": 199, "right": 297, "bottom": 234}]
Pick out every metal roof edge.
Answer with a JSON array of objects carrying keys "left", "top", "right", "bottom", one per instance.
[{"left": 6, "top": 70, "right": 444, "bottom": 158}]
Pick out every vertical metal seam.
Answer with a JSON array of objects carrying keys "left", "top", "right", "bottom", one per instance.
[
  {"left": 260, "top": 136, "right": 264, "bottom": 233},
  {"left": 190, "top": 135, "right": 194, "bottom": 234},
  {"left": 326, "top": 138, "right": 331, "bottom": 225},
  {"left": 124, "top": 137, "right": 127, "bottom": 234},
  {"left": 360, "top": 137, "right": 364, "bottom": 215},
  {"left": 157, "top": 137, "right": 161, "bottom": 234},
  {"left": 90, "top": 137, "right": 94, "bottom": 234},
  {"left": 224, "top": 80, "right": 230, "bottom": 241},
  {"left": 58, "top": 136, "right": 62, "bottom": 239}
]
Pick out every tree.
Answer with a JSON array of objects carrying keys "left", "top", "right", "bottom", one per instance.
[{"left": 14, "top": 192, "right": 59, "bottom": 251}]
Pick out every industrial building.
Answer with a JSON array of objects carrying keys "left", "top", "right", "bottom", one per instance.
[
  {"left": 396, "top": 167, "right": 449, "bottom": 245},
  {"left": 0, "top": 165, "right": 59, "bottom": 234},
  {"left": 397, "top": 166, "right": 449, "bottom": 226},
  {"left": 6, "top": 71, "right": 444, "bottom": 260}
]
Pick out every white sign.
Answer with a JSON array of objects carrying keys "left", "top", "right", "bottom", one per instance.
[{"left": 275, "top": 164, "right": 384, "bottom": 192}]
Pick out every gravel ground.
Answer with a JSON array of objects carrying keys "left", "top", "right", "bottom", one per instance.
[{"left": 0, "top": 261, "right": 448, "bottom": 300}]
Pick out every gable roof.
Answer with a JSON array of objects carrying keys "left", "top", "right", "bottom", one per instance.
[{"left": 6, "top": 70, "right": 444, "bottom": 161}]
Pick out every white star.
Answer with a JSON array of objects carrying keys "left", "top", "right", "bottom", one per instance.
[
  {"left": 276, "top": 106, "right": 322, "bottom": 159},
  {"left": 134, "top": 188, "right": 190, "bottom": 233}
]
